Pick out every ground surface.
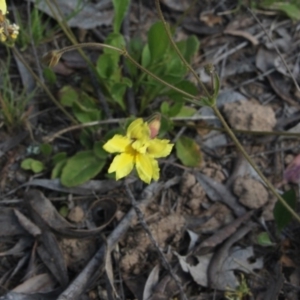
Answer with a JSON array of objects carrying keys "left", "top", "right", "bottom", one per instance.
[{"left": 0, "top": 0, "right": 300, "bottom": 299}]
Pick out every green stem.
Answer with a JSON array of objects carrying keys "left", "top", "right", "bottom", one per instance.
[
  {"left": 212, "top": 105, "right": 300, "bottom": 223},
  {"left": 55, "top": 43, "right": 201, "bottom": 104},
  {"left": 155, "top": 0, "right": 211, "bottom": 99}
]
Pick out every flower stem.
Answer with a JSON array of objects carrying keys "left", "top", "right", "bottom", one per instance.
[{"left": 212, "top": 105, "right": 300, "bottom": 223}]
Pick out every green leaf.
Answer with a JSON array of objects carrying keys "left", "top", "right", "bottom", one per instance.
[
  {"left": 58, "top": 85, "right": 79, "bottom": 107},
  {"left": 21, "top": 158, "right": 45, "bottom": 173},
  {"left": 52, "top": 152, "right": 67, "bottom": 164},
  {"left": 175, "top": 106, "right": 197, "bottom": 117},
  {"left": 93, "top": 141, "right": 109, "bottom": 160},
  {"left": 112, "top": 0, "right": 130, "bottom": 33},
  {"left": 39, "top": 143, "right": 52, "bottom": 156},
  {"left": 159, "top": 116, "right": 173, "bottom": 137},
  {"left": 104, "top": 33, "right": 125, "bottom": 64},
  {"left": 61, "top": 151, "right": 106, "bottom": 187},
  {"left": 166, "top": 80, "right": 198, "bottom": 102},
  {"left": 160, "top": 101, "right": 170, "bottom": 115},
  {"left": 97, "top": 53, "right": 118, "bottom": 79},
  {"left": 72, "top": 101, "right": 101, "bottom": 123},
  {"left": 256, "top": 232, "right": 274, "bottom": 247},
  {"left": 141, "top": 44, "right": 151, "bottom": 68},
  {"left": 261, "top": 1, "right": 300, "bottom": 20},
  {"left": 273, "top": 189, "right": 297, "bottom": 232},
  {"left": 148, "top": 21, "right": 169, "bottom": 63},
  {"left": 183, "top": 35, "right": 200, "bottom": 62},
  {"left": 273, "top": 3, "right": 300, "bottom": 20},
  {"left": 175, "top": 136, "right": 202, "bottom": 167},
  {"left": 110, "top": 79, "right": 132, "bottom": 110},
  {"left": 168, "top": 101, "right": 184, "bottom": 117},
  {"left": 21, "top": 158, "right": 34, "bottom": 170},
  {"left": 43, "top": 67, "right": 57, "bottom": 85},
  {"left": 51, "top": 158, "right": 67, "bottom": 179}
]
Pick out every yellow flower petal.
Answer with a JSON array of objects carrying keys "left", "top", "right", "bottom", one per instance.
[
  {"left": 0, "top": 0, "right": 7, "bottom": 14},
  {"left": 103, "top": 135, "right": 131, "bottom": 153},
  {"left": 151, "top": 158, "right": 160, "bottom": 181},
  {"left": 147, "top": 139, "right": 173, "bottom": 158},
  {"left": 108, "top": 153, "right": 134, "bottom": 180},
  {"left": 127, "top": 118, "right": 150, "bottom": 140},
  {"left": 131, "top": 139, "right": 149, "bottom": 154},
  {"left": 135, "top": 153, "right": 158, "bottom": 184}
]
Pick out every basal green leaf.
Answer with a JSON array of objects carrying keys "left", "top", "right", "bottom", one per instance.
[
  {"left": 160, "top": 101, "right": 170, "bottom": 115},
  {"left": 184, "top": 35, "right": 200, "bottom": 62},
  {"left": 52, "top": 152, "right": 67, "bottom": 165},
  {"left": 58, "top": 85, "right": 79, "bottom": 107},
  {"left": 21, "top": 158, "right": 44, "bottom": 173},
  {"left": 51, "top": 158, "right": 67, "bottom": 179},
  {"left": 175, "top": 106, "right": 197, "bottom": 117},
  {"left": 97, "top": 53, "right": 118, "bottom": 79},
  {"left": 93, "top": 141, "right": 109, "bottom": 160},
  {"left": 39, "top": 143, "right": 53, "bottom": 156},
  {"left": 61, "top": 151, "right": 106, "bottom": 187},
  {"left": 148, "top": 21, "right": 169, "bottom": 63},
  {"left": 273, "top": 189, "right": 297, "bottom": 232},
  {"left": 141, "top": 44, "right": 151, "bottom": 68},
  {"left": 21, "top": 158, "right": 34, "bottom": 170},
  {"left": 168, "top": 101, "right": 183, "bottom": 117},
  {"left": 112, "top": 0, "right": 130, "bottom": 33},
  {"left": 43, "top": 67, "right": 57, "bottom": 85},
  {"left": 176, "top": 136, "right": 202, "bottom": 167},
  {"left": 104, "top": 33, "right": 125, "bottom": 64}
]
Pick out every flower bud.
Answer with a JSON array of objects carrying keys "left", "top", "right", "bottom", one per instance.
[
  {"left": 148, "top": 114, "right": 161, "bottom": 139},
  {"left": 42, "top": 50, "right": 62, "bottom": 67}
]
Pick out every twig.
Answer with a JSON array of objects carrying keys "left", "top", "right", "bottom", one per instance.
[{"left": 125, "top": 181, "right": 188, "bottom": 300}]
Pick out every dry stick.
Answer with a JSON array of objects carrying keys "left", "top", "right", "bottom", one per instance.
[
  {"left": 213, "top": 106, "right": 300, "bottom": 223},
  {"left": 247, "top": 8, "right": 300, "bottom": 92},
  {"left": 124, "top": 181, "right": 188, "bottom": 300},
  {"left": 57, "top": 183, "right": 162, "bottom": 300}
]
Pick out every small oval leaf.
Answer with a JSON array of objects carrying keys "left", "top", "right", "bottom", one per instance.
[{"left": 175, "top": 136, "right": 202, "bottom": 167}]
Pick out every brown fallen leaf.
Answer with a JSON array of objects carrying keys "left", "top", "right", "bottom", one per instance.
[{"left": 224, "top": 29, "right": 259, "bottom": 45}]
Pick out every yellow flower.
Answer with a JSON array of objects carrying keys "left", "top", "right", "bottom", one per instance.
[
  {"left": 0, "top": 0, "right": 7, "bottom": 15},
  {"left": 103, "top": 118, "right": 173, "bottom": 184}
]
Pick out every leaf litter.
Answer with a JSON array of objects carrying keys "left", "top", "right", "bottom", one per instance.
[{"left": 1, "top": 0, "right": 300, "bottom": 299}]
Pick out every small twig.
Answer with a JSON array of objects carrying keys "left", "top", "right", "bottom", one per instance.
[
  {"left": 247, "top": 7, "right": 300, "bottom": 92},
  {"left": 125, "top": 181, "right": 188, "bottom": 300}
]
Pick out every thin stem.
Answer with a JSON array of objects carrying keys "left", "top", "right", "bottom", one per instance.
[
  {"left": 12, "top": 48, "right": 77, "bottom": 123},
  {"left": 54, "top": 43, "right": 201, "bottom": 103},
  {"left": 155, "top": 0, "right": 211, "bottom": 99},
  {"left": 212, "top": 105, "right": 300, "bottom": 223}
]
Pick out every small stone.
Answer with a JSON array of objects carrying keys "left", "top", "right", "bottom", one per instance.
[
  {"left": 233, "top": 176, "right": 269, "bottom": 209},
  {"left": 67, "top": 206, "right": 85, "bottom": 223}
]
